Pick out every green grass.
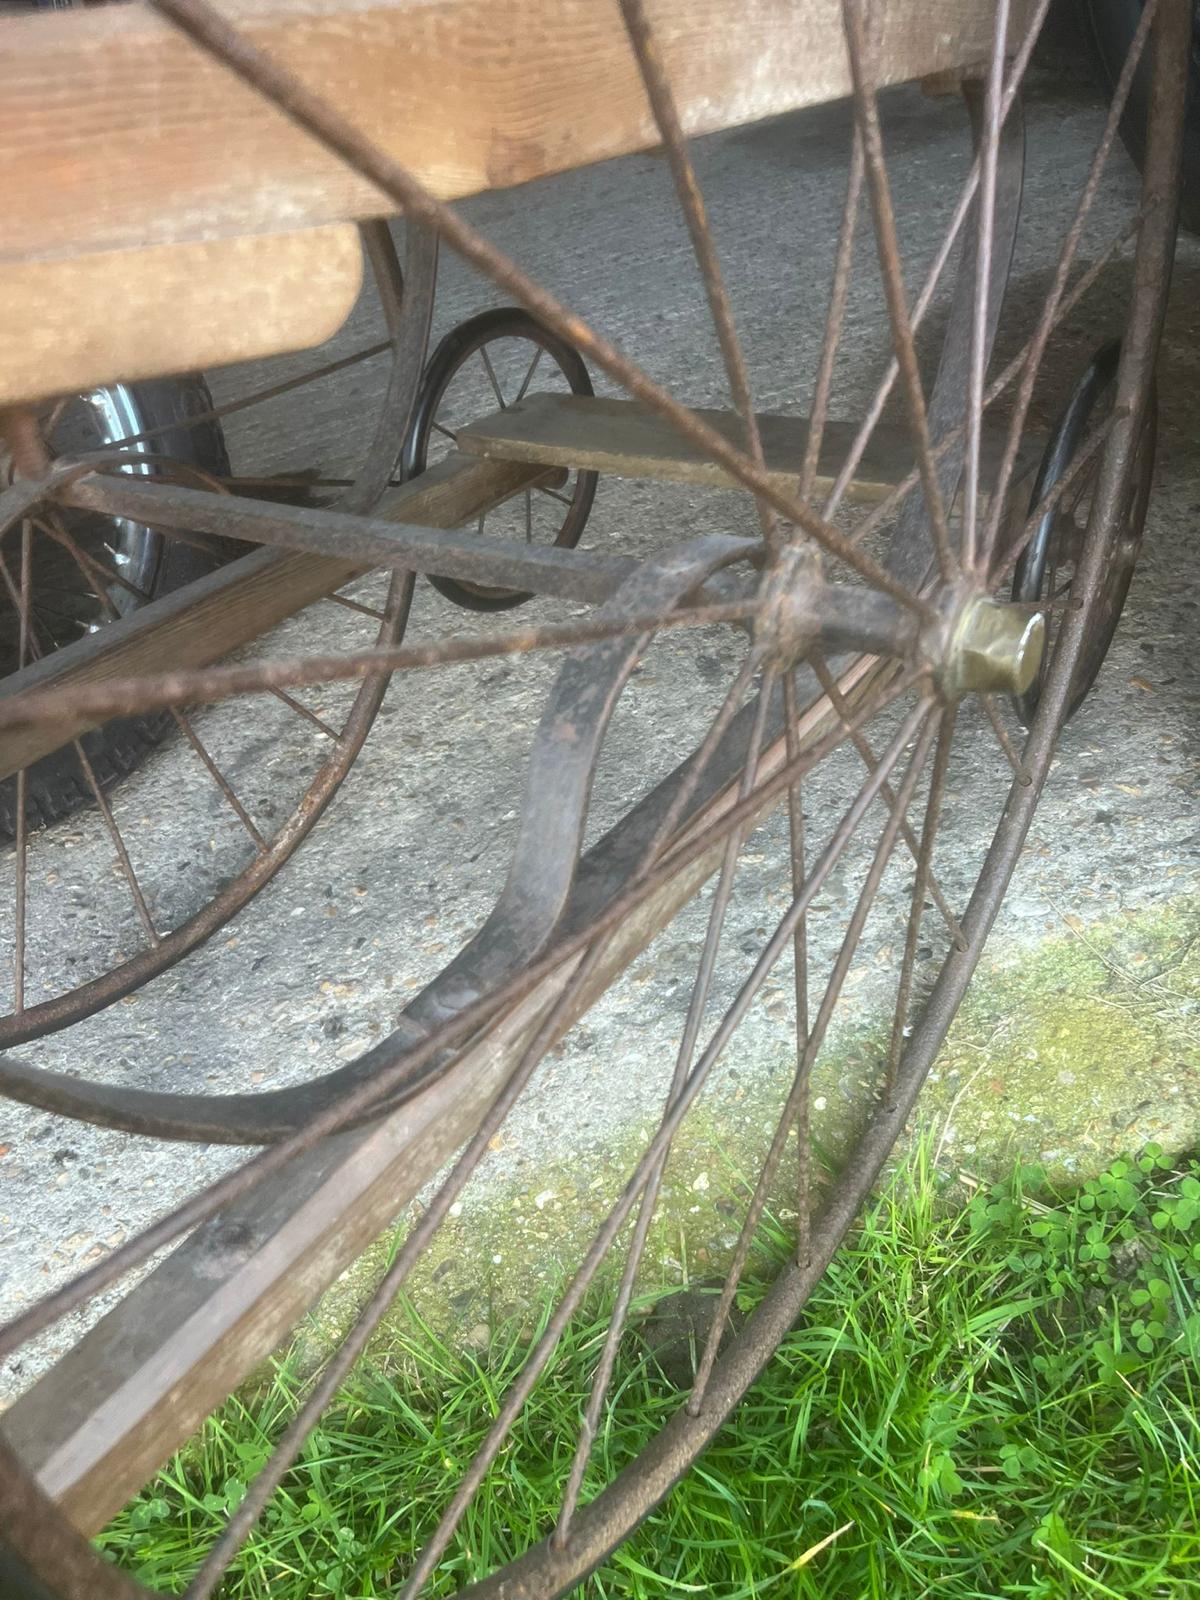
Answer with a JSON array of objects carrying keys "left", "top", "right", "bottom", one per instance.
[{"left": 99, "top": 1143, "right": 1200, "bottom": 1598}]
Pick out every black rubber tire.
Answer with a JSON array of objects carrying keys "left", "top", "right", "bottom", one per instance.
[
  {"left": 1011, "top": 340, "right": 1157, "bottom": 727},
  {"left": 1078, "top": 0, "right": 1200, "bottom": 233},
  {"left": 0, "top": 377, "right": 233, "bottom": 844},
  {"left": 401, "top": 307, "right": 598, "bottom": 612}
]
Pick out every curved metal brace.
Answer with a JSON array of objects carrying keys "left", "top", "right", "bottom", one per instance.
[
  {"left": 886, "top": 83, "right": 1025, "bottom": 589},
  {"left": 342, "top": 220, "right": 438, "bottom": 511},
  {"left": 0, "top": 536, "right": 757, "bottom": 1143}
]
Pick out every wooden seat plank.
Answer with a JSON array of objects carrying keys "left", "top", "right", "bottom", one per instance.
[
  {"left": 457, "top": 392, "right": 1025, "bottom": 505},
  {"left": 0, "top": 227, "right": 363, "bottom": 405}
]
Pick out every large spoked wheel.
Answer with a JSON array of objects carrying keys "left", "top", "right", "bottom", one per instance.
[
  {"left": 402, "top": 307, "right": 598, "bottom": 611},
  {"left": 0, "top": 222, "right": 436, "bottom": 1045},
  {"left": 1011, "top": 339, "right": 1157, "bottom": 727},
  {"left": 0, "top": 1, "right": 1187, "bottom": 1597}
]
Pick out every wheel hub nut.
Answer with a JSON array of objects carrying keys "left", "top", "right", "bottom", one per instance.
[{"left": 946, "top": 595, "right": 1045, "bottom": 696}]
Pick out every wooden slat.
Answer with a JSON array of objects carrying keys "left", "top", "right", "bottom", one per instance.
[
  {"left": 457, "top": 393, "right": 1028, "bottom": 504},
  {"left": 459, "top": 393, "right": 916, "bottom": 503},
  {"left": 0, "top": 453, "right": 550, "bottom": 781},
  {"left": 1, "top": 656, "right": 880, "bottom": 1535},
  {"left": 1, "top": 0, "right": 1012, "bottom": 264},
  {"left": 0, "top": 227, "right": 363, "bottom": 405}
]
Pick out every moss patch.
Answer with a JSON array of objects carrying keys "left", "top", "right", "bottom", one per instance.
[
  {"left": 296, "top": 895, "right": 1200, "bottom": 1362},
  {"left": 925, "top": 894, "right": 1200, "bottom": 1174}
]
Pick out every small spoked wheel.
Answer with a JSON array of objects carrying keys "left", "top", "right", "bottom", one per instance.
[
  {"left": 402, "top": 308, "right": 598, "bottom": 611},
  {"left": 1011, "top": 340, "right": 1157, "bottom": 727}
]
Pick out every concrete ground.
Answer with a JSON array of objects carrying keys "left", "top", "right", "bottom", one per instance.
[{"left": 1, "top": 40, "right": 1198, "bottom": 1391}]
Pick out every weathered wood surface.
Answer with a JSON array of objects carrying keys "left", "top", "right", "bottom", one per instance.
[
  {"left": 458, "top": 392, "right": 1025, "bottom": 505},
  {"left": 1, "top": 0, "right": 1011, "bottom": 264},
  {"left": 460, "top": 393, "right": 919, "bottom": 504},
  {"left": 0, "top": 227, "right": 363, "bottom": 405}
]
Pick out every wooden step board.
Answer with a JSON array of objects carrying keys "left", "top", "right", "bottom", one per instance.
[{"left": 457, "top": 393, "right": 1021, "bottom": 508}]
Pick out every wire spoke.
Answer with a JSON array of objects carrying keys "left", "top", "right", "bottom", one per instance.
[
  {"left": 72, "top": 740, "right": 159, "bottom": 945},
  {"left": 978, "top": 0, "right": 1159, "bottom": 569},
  {"left": 12, "top": 521, "right": 33, "bottom": 1014},
  {"left": 886, "top": 706, "right": 957, "bottom": 1090},
  {"left": 536, "top": 483, "right": 574, "bottom": 508},
  {"left": 841, "top": 0, "right": 957, "bottom": 583},
  {"left": 1045, "top": 578, "right": 1078, "bottom": 608},
  {"left": 811, "top": 653, "right": 964, "bottom": 946},
  {"left": 618, "top": 0, "right": 778, "bottom": 547},
  {"left": 35, "top": 511, "right": 150, "bottom": 609},
  {"left": 992, "top": 409, "right": 1117, "bottom": 583},
  {"left": 323, "top": 590, "right": 388, "bottom": 623},
  {"left": 781, "top": 670, "right": 811, "bottom": 1257},
  {"left": 981, "top": 692, "right": 1030, "bottom": 783},
  {"left": 689, "top": 703, "right": 938, "bottom": 1411},
  {"left": 171, "top": 709, "right": 268, "bottom": 851},
  {"left": 802, "top": 128, "right": 865, "bottom": 502},
  {"left": 962, "top": 0, "right": 1011, "bottom": 572},
  {"left": 103, "top": 340, "right": 393, "bottom": 453},
  {"left": 269, "top": 687, "right": 341, "bottom": 740},
  {"left": 513, "top": 346, "right": 544, "bottom": 404},
  {"left": 0, "top": 599, "right": 762, "bottom": 732},
  {"left": 554, "top": 666, "right": 779, "bottom": 1544},
  {"left": 479, "top": 344, "right": 508, "bottom": 411}
]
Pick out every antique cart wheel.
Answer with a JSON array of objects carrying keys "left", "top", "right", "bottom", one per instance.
[
  {"left": 0, "top": 222, "right": 437, "bottom": 1045},
  {"left": 0, "top": 0, "right": 1188, "bottom": 1596},
  {"left": 1011, "top": 339, "right": 1157, "bottom": 726},
  {"left": 402, "top": 307, "right": 598, "bottom": 610}
]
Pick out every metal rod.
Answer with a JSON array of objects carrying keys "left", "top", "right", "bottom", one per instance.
[
  {"left": 0, "top": 578, "right": 919, "bottom": 733},
  {"left": 72, "top": 740, "right": 159, "bottom": 946},
  {"left": 978, "top": 0, "right": 1159, "bottom": 569},
  {"left": 171, "top": 709, "right": 268, "bottom": 852},
  {"left": 554, "top": 666, "right": 777, "bottom": 1544},
  {"left": 688, "top": 704, "right": 938, "bottom": 1410},
  {"left": 886, "top": 705, "right": 957, "bottom": 1090},
  {"left": 144, "top": 0, "right": 936, "bottom": 622},
  {"left": 841, "top": 0, "right": 957, "bottom": 583},
  {"left": 618, "top": 0, "right": 779, "bottom": 549},
  {"left": 962, "top": 0, "right": 1010, "bottom": 572}
]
